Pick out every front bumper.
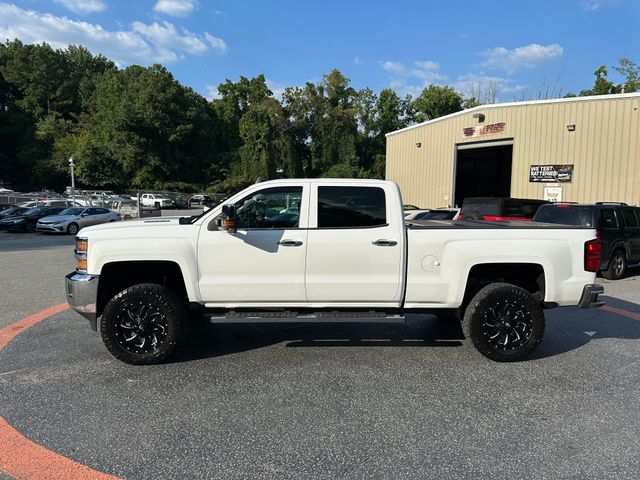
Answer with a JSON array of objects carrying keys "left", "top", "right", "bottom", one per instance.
[
  {"left": 65, "top": 272, "right": 99, "bottom": 330},
  {"left": 37, "top": 223, "right": 65, "bottom": 232},
  {"left": 577, "top": 284, "right": 605, "bottom": 308}
]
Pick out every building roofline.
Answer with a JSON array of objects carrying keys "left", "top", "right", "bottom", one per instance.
[{"left": 385, "top": 92, "right": 640, "bottom": 138}]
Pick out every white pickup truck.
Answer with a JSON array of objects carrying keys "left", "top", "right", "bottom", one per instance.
[{"left": 65, "top": 179, "right": 604, "bottom": 365}]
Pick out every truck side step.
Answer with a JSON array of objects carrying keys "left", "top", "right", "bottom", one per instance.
[{"left": 205, "top": 311, "right": 406, "bottom": 324}]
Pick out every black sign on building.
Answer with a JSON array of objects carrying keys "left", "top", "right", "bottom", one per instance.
[{"left": 529, "top": 164, "right": 574, "bottom": 183}]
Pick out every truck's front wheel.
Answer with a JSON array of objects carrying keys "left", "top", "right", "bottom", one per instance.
[
  {"left": 100, "top": 283, "right": 187, "bottom": 365},
  {"left": 462, "top": 283, "right": 545, "bottom": 362}
]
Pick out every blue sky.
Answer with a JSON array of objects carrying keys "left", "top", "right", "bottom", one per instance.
[{"left": 1, "top": 0, "right": 639, "bottom": 101}]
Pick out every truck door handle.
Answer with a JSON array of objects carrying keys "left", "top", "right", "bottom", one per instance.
[
  {"left": 278, "top": 239, "right": 303, "bottom": 247},
  {"left": 372, "top": 239, "right": 398, "bottom": 246}
]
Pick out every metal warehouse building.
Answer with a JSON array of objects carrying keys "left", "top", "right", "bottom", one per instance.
[{"left": 385, "top": 92, "right": 640, "bottom": 209}]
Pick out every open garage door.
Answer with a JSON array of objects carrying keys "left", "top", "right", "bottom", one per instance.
[{"left": 454, "top": 140, "right": 513, "bottom": 207}]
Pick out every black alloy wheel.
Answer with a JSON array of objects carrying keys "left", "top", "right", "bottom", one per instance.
[
  {"left": 100, "top": 283, "right": 187, "bottom": 365},
  {"left": 462, "top": 282, "right": 545, "bottom": 362},
  {"left": 115, "top": 301, "right": 169, "bottom": 355},
  {"left": 481, "top": 299, "right": 533, "bottom": 351}
]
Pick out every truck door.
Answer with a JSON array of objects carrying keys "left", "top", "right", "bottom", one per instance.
[
  {"left": 197, "top": 184, "right": 309, "bottom": 303},
  {"left": 305, "top": 183, "right": 404, "bottom": 305}
]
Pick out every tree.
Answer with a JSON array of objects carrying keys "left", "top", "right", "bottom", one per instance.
[
  {"left": 77, "top": 64, "right": 218, "bottom": 189},
  {"left": 238, "top": 98, "right": 300, "bottom": 180},
  {"left": 592, "top": 66, "right": 616, "bottom": 95},
  {"left": 212, "top": 74, "right": 273, "bottom": 180},
  {"left": 614, "top": 57, "right": 640, "bottom": 92},
  {"left": 281, "top": 70, "right": 359, "bottom": 177},
  {"left": 412, "top": 85, "right": 463, "bottom": 122}
]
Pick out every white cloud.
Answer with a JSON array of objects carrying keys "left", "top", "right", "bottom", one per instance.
[
  {"left": 205, "top": 84, "right": 221, "bottom": 100},
  {"left": 480, "top": 43, "right": 563, "bottom": 74},
  {"left": 266, "top": 80, "right": 288, "bottom": 100},
  {"left": 53, "top": 0, "right": 106, "bottom": 14},
  {"left": 204, "top": 32, "right": 227, "bottom": 54},
  {"left": 414, "top": 60, "right": 439, "bottom": 71},
  {"left": 411, "top": 60, "right": 446, "bottom": 83},
  {"left": 381, "top": 60, "right": 406, "bottom": 74},
  {"left": 454, "top": 73, "right": 527, "bottom": 103},
  {"left": 381, "top": 59, "right": 446, "bottom": 96},
  {"left": 153, "top": 0, "right": 197, "bottom": 18},
  {"left": 583, "top": 0, "right": 619, "bottom": 11},
  {"left": 0, "top": 3, "right": 227, "bottom": 65},
  {"left": 388, "top": 79, "right": 422, "bottom": 98},
  {"left": 132, "top": 21, "right": 226, "bottom": 55}
]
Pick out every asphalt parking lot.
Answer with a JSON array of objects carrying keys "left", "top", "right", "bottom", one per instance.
[{"left": 1, "top": 228, "right": 639, "bottom": 479}]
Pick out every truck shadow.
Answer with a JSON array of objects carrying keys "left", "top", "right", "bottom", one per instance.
[
  {"left": 174, "top": 296, "right": 640, "bottom": 363},
  {"left": 175, "top": 316, "right": 465, "bottom": 363}
]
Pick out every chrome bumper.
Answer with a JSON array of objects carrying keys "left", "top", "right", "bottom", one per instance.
[
  {"left": 577, "top": 284, "right": 605, "bottom": 308},
  {"left": 65, "top": 272, "right": 99, "bottom": 330}
]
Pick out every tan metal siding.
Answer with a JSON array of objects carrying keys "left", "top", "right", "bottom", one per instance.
[{"left": 387, "top": 95, "right": 640, "bottom": 208}]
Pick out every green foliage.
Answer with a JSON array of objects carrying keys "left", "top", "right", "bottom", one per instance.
[
  {"left": 412, "top": 85, "right": 464, "bottom": 122},
  {"left": 239, "top": 98, "right": 300, "bottom": 179},
  {"left": 78, "top": 64, "right": 218, "bottom": 189},
  {"left": 614, "top": 57, "right": 640, "bottom": 92},
  {"left": 1, "top": 39, "right": 637, "bottom": 194},
  {"left": 571, "top": 59, "right": 639, "bottom": 97}
]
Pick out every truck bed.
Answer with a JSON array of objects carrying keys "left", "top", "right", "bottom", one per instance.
[{"left": 406, "top": 219, "right": 592, "bottom": 229}]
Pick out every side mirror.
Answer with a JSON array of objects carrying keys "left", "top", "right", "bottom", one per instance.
[{"left": 221, "top": 204, "right": 236, "bottom": 233}]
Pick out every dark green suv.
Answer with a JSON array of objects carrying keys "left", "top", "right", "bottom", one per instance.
[{"left": 533, "top": 202, "right": 640, "bottom": 280}]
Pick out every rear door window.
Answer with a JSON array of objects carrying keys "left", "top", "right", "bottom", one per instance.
[
  {"left": 621, "top": 207, "right": 639, "bottom": 228},
  {"left": 599, "top": 208, "right": 619, "bottom": 230},
  {"left": 318, "top": 186, "right": 386, "bottom": 228}
]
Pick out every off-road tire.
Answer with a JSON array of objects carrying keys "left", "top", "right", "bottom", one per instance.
[
  {"left": 100, "top": 283, "right": 187, "bottom": 365},
  {"left": 462, "top": 282, "right": 545, "bottom": 362},
  {"left": 67, "top": 222, "right": 79, "bottom": 235},
  {"left": 602, "top": 250, "right": 626, "bottom": 280}
]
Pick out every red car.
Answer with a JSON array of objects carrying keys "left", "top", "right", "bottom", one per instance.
[{"left": 460, "top": 197, "right": 548, "bottom": 221}]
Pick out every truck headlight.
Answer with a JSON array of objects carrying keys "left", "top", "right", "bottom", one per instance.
[{"left": 75, "top": 237, "right": 88, "bottom": 272}]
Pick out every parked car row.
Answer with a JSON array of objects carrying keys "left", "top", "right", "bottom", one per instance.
[{"left": 0, "top": 206, "right": 121, "bottom": 234}]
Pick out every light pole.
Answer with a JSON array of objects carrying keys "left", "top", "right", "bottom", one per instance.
[{"left": 69, "top": 157, "right": 76, "bottom": 205}]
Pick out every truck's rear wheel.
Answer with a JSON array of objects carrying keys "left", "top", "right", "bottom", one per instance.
[
  {"left": 100, "top": 283, "right": 186, "bottom": 365},
  {"left": 462, "top": 283, "right": 544, "bottom": 362}
]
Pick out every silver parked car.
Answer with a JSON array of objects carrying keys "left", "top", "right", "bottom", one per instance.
[{"left": 36, "top": 207, "right": 121, "bottom": 235}]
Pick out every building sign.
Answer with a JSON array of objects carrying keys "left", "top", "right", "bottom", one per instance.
[
  {"left": 544, "top": 186, "right": 563, "bottom": 202},
  {"left": 462, "top": 122, "right": 506, "bottom": 138},
  {"left": 529, "top": 164, "right": 574, "bottom": 183}
]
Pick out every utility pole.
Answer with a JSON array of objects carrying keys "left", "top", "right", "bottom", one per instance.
[{"left": 69, "top": 157, "right": 76, "bottom": 205}]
